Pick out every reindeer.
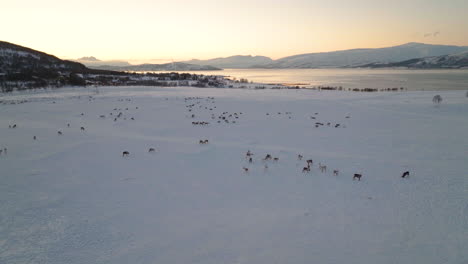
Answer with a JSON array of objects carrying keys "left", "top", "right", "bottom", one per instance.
[
  {"left": 273, "top": 157, "right": 279, "bottom": 162},
  {"left": 58, "top": 131, "right": 63, "bottom": 135},
  {"left": 242, "top": 167, "right": 249, "bottom": 173},
  {"left": 333, "top": 170, "right": 339, "bottom": 176},
  {"left": 353, "top": 174, "right": 362, "bottom": 181},
  {"left": 246, "top": 150, "right": 253, "bottom": 157},
  {"left": 264, "top": 154, "right": 272, "bottom": 161},
  {"left": 298, "top": 154, "right": 303, "bottom": 160},
  {"left": 302, "top": 164, "right": 311, "bottom": 173},
  {"left": 249, "top": 157, "right": 253, "bottom": 163},
  {"left": 306, "top": 159, "right": 313, "bottom": 166},
  {"left": 148, "top": 148, "right": 156, "bottom": 153},
  {"left": 80, "top": 127, "right": 85, "bottom": 131},
  {"left": 319, "top": 163, "right": 327, "bottom": 173},
  {"left": 122, "top": 151, "right": 130, "bottom": 157},
  {"left": 401, "top": 171, "right": 410, "bottom": 178},
  {"left": 199, "top": 139, "right": 209, "bottom": 144},
  {"left": 33, "top": 136, "right": 36, "bottom": 140}
]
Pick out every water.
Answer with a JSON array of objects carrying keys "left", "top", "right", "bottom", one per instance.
[{"left": 175, "top": 68, "right": 468, "bottom": 91}]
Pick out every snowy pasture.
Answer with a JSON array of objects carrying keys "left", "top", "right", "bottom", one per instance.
[{"left": 1, "top": 86, "right": 467, "bottom": 264}]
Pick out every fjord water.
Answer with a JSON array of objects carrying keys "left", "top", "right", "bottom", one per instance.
[{"left": 183, "top": 68, "right": 468, "bottom": 91}]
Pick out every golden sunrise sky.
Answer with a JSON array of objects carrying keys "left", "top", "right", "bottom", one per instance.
[{"left": 2, "top": 0, "right": 468, "bottom": 62}]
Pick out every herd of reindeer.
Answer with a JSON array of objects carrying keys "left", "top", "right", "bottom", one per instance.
[
  {"left": 2, "top": 94, "right": 411, "bottom": 180},
  {"left": 241, "top": 150, "right": 410, "bottom": 180},
  {"left": 182, "top": 95, "right": 410, "bottom": 180}
]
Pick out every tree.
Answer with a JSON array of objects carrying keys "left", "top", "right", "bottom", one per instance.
[{"left": 432, "top": 95, "right": 442, "bottom": 104}]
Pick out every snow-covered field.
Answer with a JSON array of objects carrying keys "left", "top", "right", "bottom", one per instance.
[{"left": 1, "top": 86, "right": 467, "bottom": 264}]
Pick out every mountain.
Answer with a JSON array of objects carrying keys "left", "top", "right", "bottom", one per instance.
[
  {"left": 91, "top": 62, "right": 221, "bottom": 71},
  {"left": 78, "top": 56, "right": 100, "bottom": 62},
  {"left": 263, "top": 43, "right": 468, "bottom": 68},
  {"left": 75, "top": 57, "right": 131, "bottom": 67},
  {"left": 356, "top": 51, "right": 468, "bottom": 69},
  {"left": 183, "top": 55, "right": 274, "bottom": 69}
]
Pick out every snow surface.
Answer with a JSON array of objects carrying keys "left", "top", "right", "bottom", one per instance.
[{"left": 1, "top": 86, "right": 467, "bottom": 264}]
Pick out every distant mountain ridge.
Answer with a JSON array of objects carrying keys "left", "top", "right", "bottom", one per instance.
[
  {"left": 180, "top": 43, "right": 468, "bottom": 69},
  {"left": 75, "top": 57, "right": 131, "bottom": 67},
  {"left": 78, "top": 56, "right": 100, "bottom": 62},
  {"left": 183, "top": 55, "right": 274, "bottom": 69},
  {"left": 91, "top": 62, "right": 221, "bottom": 71}
]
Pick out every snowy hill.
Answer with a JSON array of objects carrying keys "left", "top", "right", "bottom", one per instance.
[
  {"left": 0, "top": 86, "right": 467, "bottom": 264},
  {"left": 357, "top": 51, "right": 468, "bottom": 69},
  {"left": 184, "top": 55, "right": 274, "bottom": 68}
]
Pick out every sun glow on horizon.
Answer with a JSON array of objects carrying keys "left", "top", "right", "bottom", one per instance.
[{"left": 2, "top": 0, "right": 468, "bottom": 62}]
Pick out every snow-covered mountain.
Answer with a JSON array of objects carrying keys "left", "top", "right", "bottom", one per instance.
[
  {"left": 356, "top": 51, "right": 468, "bottom": 69},
  {"left": 183, "top": 55, "right": 274, "bottom": 68},
  {"left": 264, "top": 43, "right": 468, "bottom": 68}
]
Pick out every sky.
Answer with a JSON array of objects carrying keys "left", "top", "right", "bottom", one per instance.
[{"left": 2, "top": 0, "right": 468, "bottom": 62}]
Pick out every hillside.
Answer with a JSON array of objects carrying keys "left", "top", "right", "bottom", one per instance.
[
  {"left": 0, "top": 41, "right": 89, "bottom": 74},
  {"left": 0, "top": 41, "right": 128, "bottom": 89}
]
